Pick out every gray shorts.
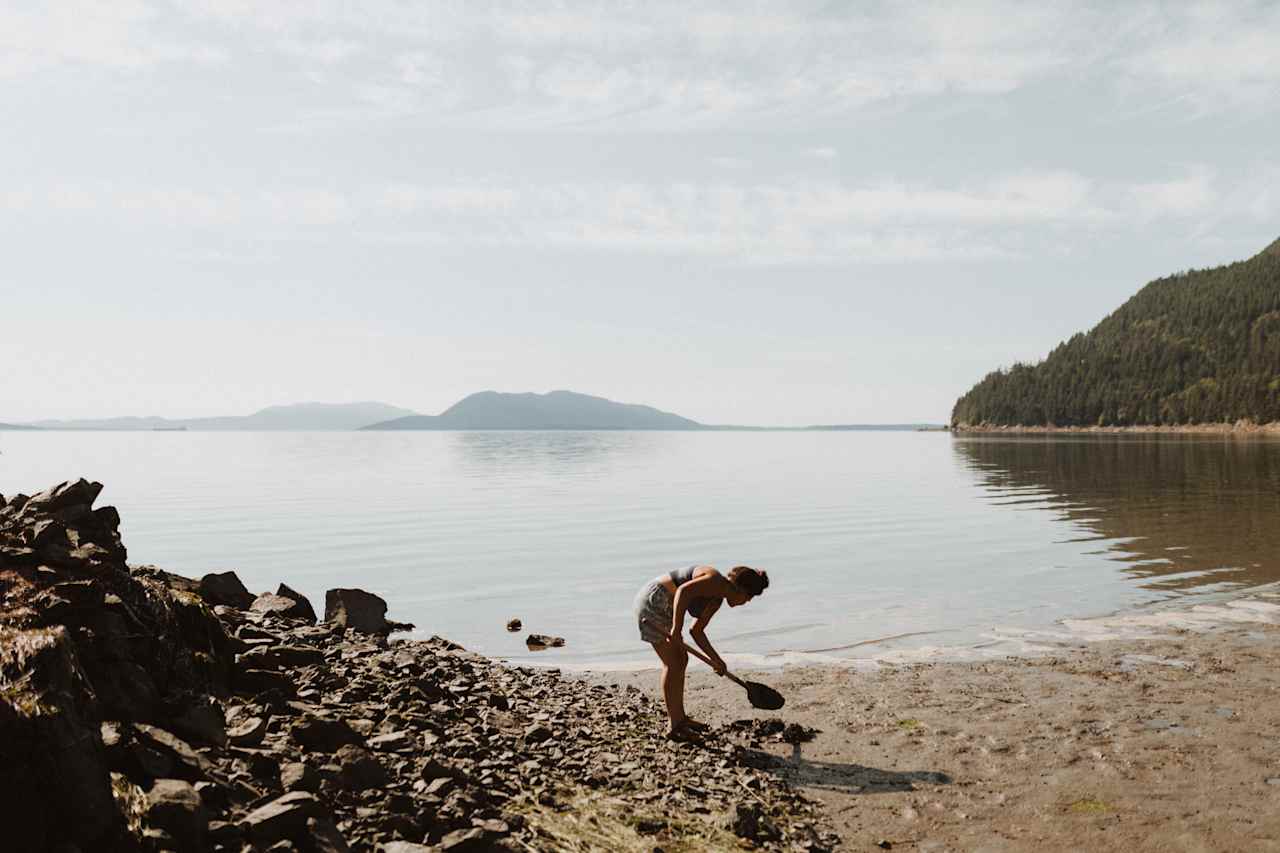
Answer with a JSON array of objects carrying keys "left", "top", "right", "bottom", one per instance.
[{"left": 633, "top": 580, "right": 673, "bottom": 645}]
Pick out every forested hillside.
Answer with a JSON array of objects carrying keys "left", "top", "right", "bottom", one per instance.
[{"left": 952, "top": 237, "right": 1280, "bottom": 427}]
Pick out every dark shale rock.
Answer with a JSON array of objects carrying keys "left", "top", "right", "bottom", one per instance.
[
  {"left": 366, "top": 730, "right": 413, "bottom": 752},
  {"left": 209, "top": 819, "right": 244, "bottom": 845},
  {"left": 505, "top": 618, "right": 521, "bottom": 632},
  {"left": 324, "top": 587, "right": 390, "bottom": 634},
  {"left": 439, "top": 827, "right": 490, "bottom": 851},
  {"left": 171, "top": 697, "right": 228, "bottom": 747},
  {"left": 252, "top": 592, "right": 311, "bottom": 620},
  {"left": 144, "top": 778, "right": 207, "bottom": 848},
  {"left": 195, "top": 779, "right": 231, "bottom": 813},
  {"left": 227, "top": 715, "right": 269, "bottom": 748},
  {"left": 523, "top": 723, "right": 553, "bottom": 744},
  {"left": 233, "top": 667, "right": 298, "bottom": 698},
  {"left": 25, "top": 478, "right": 103, "bottom": 514},
  {"left": 133, "top": 722, "right": 215, "bottom": 781},
  {"left": 277, "top": 583, "right": 318, "bottom": 624},
  {"left": 292, "top": 716, "right": 363, "bottom": 752},
  {"left": 239, "top": 643, "right": 325, "bottom": 670},
  {"left": 306, "top": 815, "right": 352, "bottom": 853},
  {"left": 335, "top": 744, "right": 390, "bottom": 790},
  {"left": 0, "top": 626, "right": 122, "bottom": 851},
  {"left": 199, "top": 570, "right": 254, "bottom": 609},
  {"left": 280, "top": 761, "right": 321, "bottom": 793},
  {"left": 525, "top": 634, "right": 566, "bottom": 648},
  {"left": 731, "top": 802, "right": 781, "bottom": 843},
  {"left": 242, "top": 791, "right": 323, "bottom": 843}
]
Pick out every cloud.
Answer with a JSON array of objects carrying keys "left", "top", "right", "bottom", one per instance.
[
  {"left": 277, "top": 38, "right": 362, "bottom": 64},
  {"left": 1115, "top": 2, "right": 1280, "bottom": 112},
  {"left": 1130, "top": 168, "right": 1217, "bottom": 218},
  {"left": 352, "top": 172, "right": 1113, "bottom": 262},
  {"left": 11, "top": 3, "right": 1275, "bottom": 127},
  {"left": 0, "top": 1, "right": 225, "bottom": 78},
  {"left": 804, "top": 147, "right": 838, "bottom": 160},
  {"left": 7, "top": 167, "right": 1271, "bottom": 265}
]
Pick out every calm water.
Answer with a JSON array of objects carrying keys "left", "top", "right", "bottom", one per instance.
[{"left": 3, "top": 431, "right": 1278, "bottom": 667}]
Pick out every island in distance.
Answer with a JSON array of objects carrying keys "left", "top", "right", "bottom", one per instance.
[
  {"left": 362, "top": 390, "right": 941, "bottom": 431},
  {"left": 9, "top": 391, "right": 943, "bottom": 432},
  {"left": 362, "top": 389, "right": 701, "bottom": 430}
]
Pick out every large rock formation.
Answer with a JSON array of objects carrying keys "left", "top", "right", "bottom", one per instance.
[{"left": 0, "top": 479, "right": 837, "bottom": 852}]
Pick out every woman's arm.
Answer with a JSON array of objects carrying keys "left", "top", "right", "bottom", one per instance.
[
  {"left": 689, "top": 599, "right": 726, "bottom": 674},
  {"left": 668, "top": 568, "right": 723, "bottom": 640}
]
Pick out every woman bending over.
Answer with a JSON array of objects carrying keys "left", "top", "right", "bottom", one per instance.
[{"left": 632, "top": 564, "right": 769, "bottom": 739}]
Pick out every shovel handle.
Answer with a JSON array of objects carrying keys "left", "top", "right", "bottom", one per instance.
[{"left": 685, "top": 642, "right": 749, "bottom": 690}]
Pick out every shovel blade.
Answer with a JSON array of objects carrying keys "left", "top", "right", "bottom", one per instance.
[{"left": 745, "top": 680, "right": 785, "bottom": 710}]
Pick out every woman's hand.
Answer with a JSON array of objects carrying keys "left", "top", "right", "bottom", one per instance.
[{"left": 710, "top": 656, "right": 728, "bottom": 676}]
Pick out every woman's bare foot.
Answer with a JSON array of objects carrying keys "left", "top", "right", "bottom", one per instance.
[
  {"left": 666, "top": 719, "right": 705, "bottom": 742},
  {"left": 682, "top": 717, "right": 711, "bottom": 732}
]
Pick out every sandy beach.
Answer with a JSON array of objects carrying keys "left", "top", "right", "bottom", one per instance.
[{"left": 605, "top": 592, "right": 1280, "bottom": 852}]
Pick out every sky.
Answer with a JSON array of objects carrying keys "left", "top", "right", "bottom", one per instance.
[{"left": 3, "top": 1, "right": 1279, "bottom": 426}]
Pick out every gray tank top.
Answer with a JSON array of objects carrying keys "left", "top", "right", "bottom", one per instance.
[{"left": 669, "top": 565, "right": 709, "bottom": 618}]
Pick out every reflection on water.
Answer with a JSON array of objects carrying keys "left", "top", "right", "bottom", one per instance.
[
  {"left": 450, "top": 430, "right": 658, "bottom": 475},
  {"left": 953, "top": 436, "right": 1280, "bottom": 593}
]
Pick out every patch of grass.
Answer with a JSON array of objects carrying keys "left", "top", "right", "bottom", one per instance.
[
  {"left": 896, "top": 718, "right": 921, "bottom": 730},
  {"left": 1068, "top": 797, "right": 1112, "bottom": 814},
  {"left": 509, "top": 790, "right": 745, "bottom": 853}
]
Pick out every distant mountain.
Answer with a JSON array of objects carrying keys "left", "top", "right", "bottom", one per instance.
[
  {"left": 953, "top": 237, "right": 1280, "bottom": 428},
  {"left": 24, "top": 402, "right": 418, "bottom": 431},
  {"left": 0, "top": 422, "right": 40, "bottom": 430},
  {"left": 363, "top": 390, "right": 704, "bottom": 430}
]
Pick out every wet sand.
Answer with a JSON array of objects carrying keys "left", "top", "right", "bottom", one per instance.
[{"left": 605, "top": 593, "right": 1280, "bottom": 851}]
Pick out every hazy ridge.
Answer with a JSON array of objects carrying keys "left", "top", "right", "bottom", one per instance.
[
  {"left": 20, "top": 401, "right": 418, "bottom": 431},
  {"left": 11, "top": 392, "right": 944, "bottom": 432}
]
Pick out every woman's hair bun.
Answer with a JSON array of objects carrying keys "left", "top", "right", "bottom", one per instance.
[{"left": 728, "top": 565, "right": 769, "bottom": 596}]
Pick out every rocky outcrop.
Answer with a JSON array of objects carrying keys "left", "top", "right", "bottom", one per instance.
[
  {"left": 199, "top": 571, "right": 254, "bottom": 610},
  {"left": 1, "top": 479, "right": 838, "bottom": 852},
  {"left": 324, "top": 587, "right": 413, "bottom": 635}
]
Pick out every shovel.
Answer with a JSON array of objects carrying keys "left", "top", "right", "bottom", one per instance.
[{"left": 646, "top": 620, "right": 785, "bottom": 710}]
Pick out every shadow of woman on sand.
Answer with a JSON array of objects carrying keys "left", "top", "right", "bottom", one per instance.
[{"left": 738, "top": 744, "right": 952, "bottom": 795}]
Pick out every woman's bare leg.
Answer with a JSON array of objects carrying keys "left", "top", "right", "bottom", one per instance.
[{"left": 652, "top": 639, "right": 688, "bottom": 729}]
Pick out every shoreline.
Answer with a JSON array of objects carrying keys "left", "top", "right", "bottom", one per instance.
[
  {"left": 952, "top": 421, "right": 1280, "bottom": 435},
  {"left": 8, "top": 478, "right": 1280, "bottom": 851},
  {"left": 513, "top": 579, "right": 1280, "bottom": 676},
  {"left": 604, "top": 588, "right": 1280, "bottom": 851}
]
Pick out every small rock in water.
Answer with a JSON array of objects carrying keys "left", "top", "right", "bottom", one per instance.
[
  {"left": 525, "top": 633, "right": 565, "bottom": 648},
  {"left": 506, "top": 618, "right": 522, "bottom": 632}
]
